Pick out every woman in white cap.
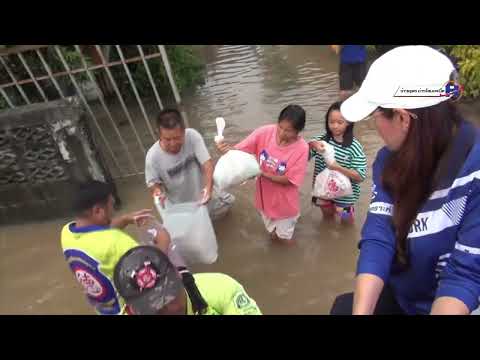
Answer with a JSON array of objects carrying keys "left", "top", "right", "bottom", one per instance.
[{"left": 330, "top": 45, "right": 480, "bottom": 315}]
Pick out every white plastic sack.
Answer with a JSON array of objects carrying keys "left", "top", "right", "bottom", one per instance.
[
  {"left": 312, "top": 168, "right": 353, "bottom": 200},
  {"left": 134, "top": 218, "right": 188, "bottom": 268},
  {"left": 214, "top": 117, "right": 225, "bottom": 144},
  {"left": 213, "top": 150, "right": 261, "bottom": 190},
  {"left": 154, "top": 197, "right": 218, "bottom": 265},
  {"left": 321, "top": 141, "right": 336, "bottom": 166},
  {"left": 134, "top": 218, "right": 165, "bottom": 246}
]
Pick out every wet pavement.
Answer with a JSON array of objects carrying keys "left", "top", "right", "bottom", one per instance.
[{"left": 1, "top": 45, "right": 477, "bottom": 314}]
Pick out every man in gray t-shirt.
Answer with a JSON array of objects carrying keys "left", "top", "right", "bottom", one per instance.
[{"left": 145, "top": 109, "right": 234, "bottom": 220}]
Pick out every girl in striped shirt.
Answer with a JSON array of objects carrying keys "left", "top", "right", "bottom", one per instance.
[{"left": 309, "top": 101, "right": 367, "bottom": 223}]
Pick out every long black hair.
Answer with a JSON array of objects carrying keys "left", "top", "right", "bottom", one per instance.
[
  {"left": 380, "top": 102, "right": 462, "bottom": 268},
  {"left": 323, "top": 101, "right": 354, "bottom": 147}
]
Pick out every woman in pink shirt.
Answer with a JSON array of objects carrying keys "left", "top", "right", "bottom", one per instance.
[{"left": 216, "top": 105, "right": 309, "bottom": 244}]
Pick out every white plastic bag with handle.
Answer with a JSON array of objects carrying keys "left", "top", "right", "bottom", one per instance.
[
  {"left": 312, "top": 169, "right": 353, "bottom": 200},
  {"left": 154, "top": 196, "right": 218, "bottom": 265},
  {"left": 214, "top": 117, "right": 225, "bottom": 144},
  {"left": 214, "top": 150, "right": 261, "bottom": 190},
  {"left": 312, "top": 141, "right": 352, "bottom": 199},
  {"left": 213, "top": 116, "right": 261, "bottom": 190},
  {"left": 134, "top": 217, "right": 165, "bottom": 246},
  {"left": 321, "top": 140, "right": 336, "bottom": 166},
  {"left": 134, "top": 217, "right": 188, "bottom": 269}
]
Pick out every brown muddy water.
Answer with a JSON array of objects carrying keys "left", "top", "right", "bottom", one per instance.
[{"left": 1, "top": 45, "right": 477, "bottom": 315}]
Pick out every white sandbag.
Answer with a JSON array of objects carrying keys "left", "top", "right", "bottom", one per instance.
[
  {"left": 312, "top": 168, "right": 353, "bottom": 200},
  {"left": 154, "top": 197, "right": 218, "bottom": 265},
  {"left": 213, "top": 150, "right": 261, "bottom": 190}
]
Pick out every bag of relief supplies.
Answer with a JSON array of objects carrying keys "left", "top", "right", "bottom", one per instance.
[
  {"left": 154, "top": 197, "right": 218, "bottom": 265},
  {"left": 312, "top": 141, "right": 352, "bottom": 199},
  {"left": 213, "top": 117, "right": 261, "bottom": 190}
]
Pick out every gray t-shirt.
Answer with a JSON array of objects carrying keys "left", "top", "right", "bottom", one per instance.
[{"left": 145, "top": 128, "right": 211, "bottom": 204}]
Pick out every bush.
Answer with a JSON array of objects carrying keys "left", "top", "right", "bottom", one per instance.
[
  {"left": 0, "top": 46, "right": 92, "bottom": 109},
  {"left": 164, "top": 45, "right": 205, "bottom": 93},
  {"left": 0, "top": 45, "right": 205, "bottom": 111},
  {"left": 0, "top": 95, "right": 6, "bottom": 110},
  {"left": 442, "top": 45, "right": 480, "bottom": 99},
  {"left": 108, "top": 45, "right": 205, "bottom": 100}
]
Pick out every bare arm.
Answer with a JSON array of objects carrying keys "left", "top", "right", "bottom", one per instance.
[
  {"left": 111, "top": 215, "right": 131, "bottom": 229},
  {"left": 309, "top": 140, "right": 365, "bottom": 182},
  {"left": 352, "top": 273, "right": 385, "bottom": 315},
  {"left": 216, "top": 141, "right": 234, "bottom": 155},
  {"left": 202, "top": 159, "right": 214, "bottom": 194},
  {"left": 329, "top": 163, "right": 364, "bottom": 183},
  {"left": 111, "top": 209, "right": 153, "bottom": 230},
  {"left": 261, "top": 171, "right": 291, "bottom": 185},
  {"left": 199, "top": 159, "right": 214, "bottom": 204},
  {"left": 430, "top": 297, "right": 470, "bottom": 315},
  {"left": 154, "top": 227, "right": 171, "bottom": 254}
]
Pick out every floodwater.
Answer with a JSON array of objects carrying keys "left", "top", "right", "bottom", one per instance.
[{"left": 2, "top": 45, "right": 474, "bottom": 315}]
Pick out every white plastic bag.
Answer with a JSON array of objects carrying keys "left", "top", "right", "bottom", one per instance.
[
  {"left": 321, "top": 140, "right": 335, "bottom": 166},
  {"left": 154, "top": 197, "right": 218, "bottom": 265},
  {"left": 213, "top": 150, "right": 261, "bottom": 190},
  {"left": 312, "top": 139, "right": 352, "bottom": 199},
  {"left": 134, "top": 218, "right": 188, "bottom": 268},
  {"left": 214, "top": 117, "right": 225, "bottom": 144},
  {"left": 312, "top": 169, "right": 353, "bottom": 200},
  {"left": 134, "top": 218, "right": 165, "bottom": 246}
]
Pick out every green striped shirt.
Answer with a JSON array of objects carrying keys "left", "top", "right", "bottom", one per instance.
[{"left": 309, "top": 133, "right": 367, "bottom": 206}]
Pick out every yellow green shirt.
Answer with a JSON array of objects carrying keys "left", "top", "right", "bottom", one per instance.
[
  {"left": 186, "top": 273, "right": 262, "bottom": 315},
  {"left": 61, "top": 222, "right": 137, "bottom": 315}
]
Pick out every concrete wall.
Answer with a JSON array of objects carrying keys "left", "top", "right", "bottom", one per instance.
[{"left": 0, "top": 98, "right": 118, "bottom": 224}]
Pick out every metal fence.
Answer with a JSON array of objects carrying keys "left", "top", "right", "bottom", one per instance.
[{"left": 0, "top": 45, "right": 185, "bottom": 179}]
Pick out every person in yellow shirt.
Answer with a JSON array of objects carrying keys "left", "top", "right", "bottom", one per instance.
[
  {"left": 114, "top": 246, "right": 262, "bottom": 315},
  {"left": 61, "top": 180, "right": 170, "bottom": 315}
]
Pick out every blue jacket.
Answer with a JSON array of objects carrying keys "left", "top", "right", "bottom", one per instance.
[
  {"left": 340, "top": 45, "right": 367, "bottom": 64},
  {"left": 357, "top": 120, "right": 480, "bottom": 314}
]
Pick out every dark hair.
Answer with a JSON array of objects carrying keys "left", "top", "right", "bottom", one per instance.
[
  {"left": 323, "top": 101, "right": 354, "bottom": 147},
  {"left": 380, "top": 101, "right": 462, "bottom": 267},
  {"left": 278, "top": 104, "right": 306, "bottom": 132},
  {"left": 73, "top": 180, "right": 113, "bottom": 215},
  {"left": 156, "top": 109, "right": 185, "bottom": 130}
]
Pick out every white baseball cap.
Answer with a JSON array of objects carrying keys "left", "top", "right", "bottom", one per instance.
[{"left": 341, "top": 45, "right": 456, "bottom": 122}]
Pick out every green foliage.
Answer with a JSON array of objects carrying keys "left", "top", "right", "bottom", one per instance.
[
  {"left": 102, "top": 45, "right": 205, "bottom": 101},
  {"left": 164, "top": 45, "right": 205, "bottom": 93},
  {"left": 443, "top": 45, "right": 480, "bottom": 99},
  {"left": 0, "top": 46, "right": 93, "bottom": 110},
  {"left": 0, "top": 95, "right": 6, "bottom": 110},
  {"left": 117, "top": 45, "right": 205, "bottom": 99},
  {"left": 0, "top": 45, "right": 205, "bottom": 111},
  {"left": 57, "top": 46, "right": 92, "bottom": 82}
]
